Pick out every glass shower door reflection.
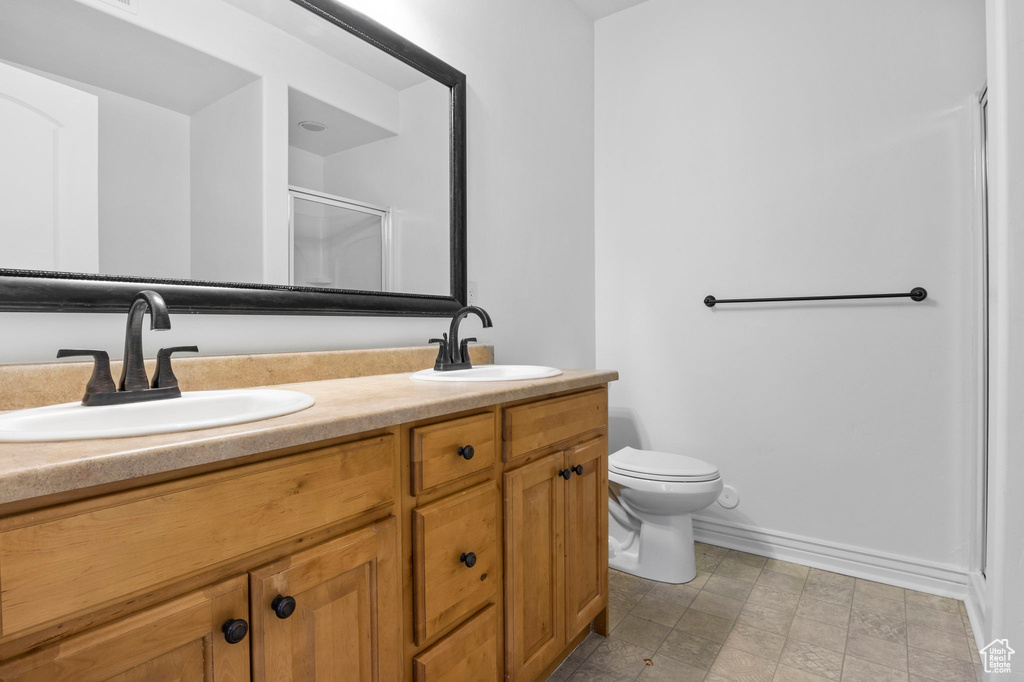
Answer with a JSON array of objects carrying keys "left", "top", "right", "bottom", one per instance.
[{"left": 289, "top": 189, "right": 391, "bottom": 291}]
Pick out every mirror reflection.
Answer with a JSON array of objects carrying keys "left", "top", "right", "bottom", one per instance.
[{"left": 0, "top": 0, "right": 452, "bottom": 296}]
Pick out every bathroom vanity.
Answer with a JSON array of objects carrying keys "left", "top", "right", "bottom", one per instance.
[
  {"left": 0, "top": 359, "right": 615, "bottom": 682},
  {"left": 0, "top": 0, "right": 613, "bottom": 674}
]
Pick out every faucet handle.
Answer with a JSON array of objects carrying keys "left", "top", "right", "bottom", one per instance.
[
  {"left": 429, "top": 335, "right": 450, "bottom": 369},
  {"left": 458, "top": 337, "right": 478, "bottom": 365},
  {"left": 57, "top": 349, "right": 116, "bottom": 400},
  {"left": 151, "top": 346, "right": 199, "bottom": 390}
]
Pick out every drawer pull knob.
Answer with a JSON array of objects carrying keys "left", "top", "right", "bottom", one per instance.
[
  {"left": 572, "top": 464, "right": 584, "bottom": 476},
  {"left": 460, "top": 551, "right": 478, "bottom": 568},
  {"left": 559, "top": 469, "right": 572, "bottom": 480},
  {"left": 272, "top": 595, "right": 297, "bottom": 619},
  {"left": 222, "top": 618, "right": 249, "bottom": 644},
  {"left": 457, "top": 445, "right": 475, "bottom": 460}
]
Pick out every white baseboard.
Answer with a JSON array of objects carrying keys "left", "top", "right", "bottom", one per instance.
[
  {"left": 965, "top": 571, "right": 989, "bottom": 647},
  {"left": 692, "top": 516, "right": 969, "bottom": 599}
]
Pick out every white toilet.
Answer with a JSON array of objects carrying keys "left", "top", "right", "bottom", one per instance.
[{"left": 608, "top": 446, "right": 723, "bottom": 584}]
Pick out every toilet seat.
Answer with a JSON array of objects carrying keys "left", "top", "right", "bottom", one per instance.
[{"left": 609, "top": 446, "right": 720, "bottom": 482}]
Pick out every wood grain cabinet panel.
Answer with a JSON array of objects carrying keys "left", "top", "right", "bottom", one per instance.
[
  {"left": 0, "top": 435, "right": 394, "bottom": 638},
  {"left": 410, "top": 413, "right": 495, "bottom": 494},
  {"left": 249, "top": 517, "right": 401, "bottom": 682},
  {"left": 412, "top": 604, "right": 498, "bottom": 682},
  {"left": 565, "top": 436, "right": 608, "bottom": 635},
  {"left": 502, "top": 389, "right": 606, "bottom": 463},
  {"left": 0, "top": 576, "right": 249, "bottom": 682},
  {"left": 0, "top": 384, "right": 611, "bottom": 682},
  {"left": 503, "top": 453, "right": 565, "bottom": 682},
  {"left": 412, "top": 482, "right": 497, "bottom": 644}
]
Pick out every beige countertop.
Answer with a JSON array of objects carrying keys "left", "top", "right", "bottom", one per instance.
[{"left": 0, "top": 369, "right": 617, "bottom": 508}]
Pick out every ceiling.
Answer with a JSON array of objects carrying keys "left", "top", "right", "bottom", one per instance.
[
  {"left": 0, "top": 0, "right": 257, "bottom": 114},
  {"left": 573, "top": 0, "right": 651, "bottom": 20},
  {"left": 221, "top": 0, "right": 430, "bottom": 91},
  {"left": 289, "top": 88, "right": 396, "bottom": 157}
]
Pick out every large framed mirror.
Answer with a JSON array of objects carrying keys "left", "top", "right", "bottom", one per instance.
[{"left": 0, "top": 0, "right": 466, "bottom": 315}]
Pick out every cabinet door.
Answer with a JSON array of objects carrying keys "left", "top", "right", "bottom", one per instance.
[
  {"left": 250, "top": 517, "right": 401, "bottom": 682},
  {"left": 565, "top": 436, "right": 609, "bottom": 635},
  {"left": 0, "top": 577, "right": 249, "bottom": 682},
  {"left": 503, "top": 452, "right": 566, "bottom": 682}
]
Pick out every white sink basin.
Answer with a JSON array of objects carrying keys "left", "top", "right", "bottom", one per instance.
[
  {"left": 0, "top": 389, "right": 315, "bottom": 442},
  {"left": 411, "top": 364, "right": 563, "bottom": 382}
]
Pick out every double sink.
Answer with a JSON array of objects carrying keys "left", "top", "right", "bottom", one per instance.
[
  {"left": 0, "top": 365, "right": 562, "bottom": 442},
  {"left": 0, "top": 298, "right": 559, "bottom": 442}
]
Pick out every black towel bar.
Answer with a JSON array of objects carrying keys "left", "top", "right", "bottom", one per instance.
[{"left": 704, "top": 287, "right": 927, "bottom": 308}]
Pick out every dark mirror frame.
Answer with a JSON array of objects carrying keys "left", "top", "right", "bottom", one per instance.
[{"left": 0, "top": 0, "right": 467, "bottom": 317}]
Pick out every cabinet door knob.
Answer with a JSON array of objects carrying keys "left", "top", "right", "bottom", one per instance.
[
  {"left": 572, "top": 464, "right": 584, "bottom": 476},
  {"left": 457, "top": 445, "right": 475, "bottom": 460},
  {"left": 222, "top": 618, "right": 249, "bottom": 644},
  {"left": 559, "top": 469, "right": 572, "bottom": 480},
  {"left": 272, "top": 595, "right": 297, "bottom": 619},
  {"left": 460, "top": 551, "right": 477, "bottom": 568}
]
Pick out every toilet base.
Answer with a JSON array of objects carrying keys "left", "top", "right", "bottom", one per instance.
[{"left": 609, "top": 509, "right": 697, "bottom": 584}]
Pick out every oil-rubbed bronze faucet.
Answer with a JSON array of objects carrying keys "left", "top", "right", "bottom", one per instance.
[
  {"left": 58, "top": 291, "right": 198, "bottom": 406},
  {"left": 119, "top": 290, "right": 171, "bottom": 392},
  {"left": 429, "top": 305, "right": 493, "bottom": 371}
]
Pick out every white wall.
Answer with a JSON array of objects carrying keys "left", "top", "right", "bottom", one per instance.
[
  {"left": 96, "top": 85, "right": 190, "bottom": 279},
  {"left": 0, "top": 0, "right": 596, "bottom": 370},
  {"left": 595, "top": 0, "right": 986, "bottom": 592},
  {"left": 288, "top": 146, "right": 324, "bottom": 192},
  {"left": 324, "top": 80, "right": 450, "bottom": 295},
  {"left": 973, "top": 0, "right": 1024, "bottom": 664},
  {"left": 190, "top": 80, "right": 264, "bottom": 284}
]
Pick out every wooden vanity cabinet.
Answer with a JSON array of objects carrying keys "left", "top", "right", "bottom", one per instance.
[
  {"left": 410, "top": 412, "right": 496, "bottom": 494},
  {"left": 0, "top": 384, "right": 610, "bottom": 682},
  {"left": 503, "top": 452, "right": 567, "bottom": 681},
  {"left": 503, "top": 438, "right": 609, "bottom": 681},
  {"left": 412, "top": 605, "right": 498, "bottom": 682},
  {"left": 0, "top": 435, "right": 395, "bottom": 644},
  {"left": 401, "top": 408, "right": 505, "bottom": 682},
  {"left": 249, "top": 518, "right": 401, "bottom": 682},
  {"left": 502, "top": 391, "right": 609, "bottom": 682},
  {"left": 0, "top": 576, "right": 251, "bottom": 682},
  {"left": 502, "top": 389, "right": 606, "bottom": 465},
  {"left": 412, "top": 482, "right": 498, "bottom": 644},
  {"left": 564, "top": 437, "right": 609, "bottom": 636}
]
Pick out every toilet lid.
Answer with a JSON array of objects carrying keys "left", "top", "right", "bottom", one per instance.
[{"left": 609, "top": 447, "right": 720, "bottom": 482}]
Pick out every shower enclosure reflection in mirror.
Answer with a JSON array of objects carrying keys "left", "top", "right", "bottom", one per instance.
[
  {"left": 289, "top": 188, "right": 394, "bottom": 293},
  {"left": 0, "top": 0, "right": 466, "bottom": 316}
]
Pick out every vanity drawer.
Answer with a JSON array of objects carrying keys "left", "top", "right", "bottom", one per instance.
[
  {"left": 410, "top": 412, "right": 495, "bottom": 494},
  {"left": 0, "top": 435, "right": 395, "bottom": 639},
  {"left": 503, "top": 388, "right": 607, "bottom": 462},
  {"left": 412, "top": 482, "right": 497, "bottom": 644},
  {"left": 413, "top": 604, "right": 498, "bottom": 682}
]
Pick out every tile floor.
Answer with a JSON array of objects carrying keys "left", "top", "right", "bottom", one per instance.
[{"left": 548, "top": 542, "right": 983, "bottom": 682}]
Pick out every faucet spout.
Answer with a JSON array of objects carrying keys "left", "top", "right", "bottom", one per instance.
[
  {"left": 119, "top": 290, "right": 170, "bottom": 391},
  {"left": 448, "top": 306, "right": 493, "bottom": 365}
]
